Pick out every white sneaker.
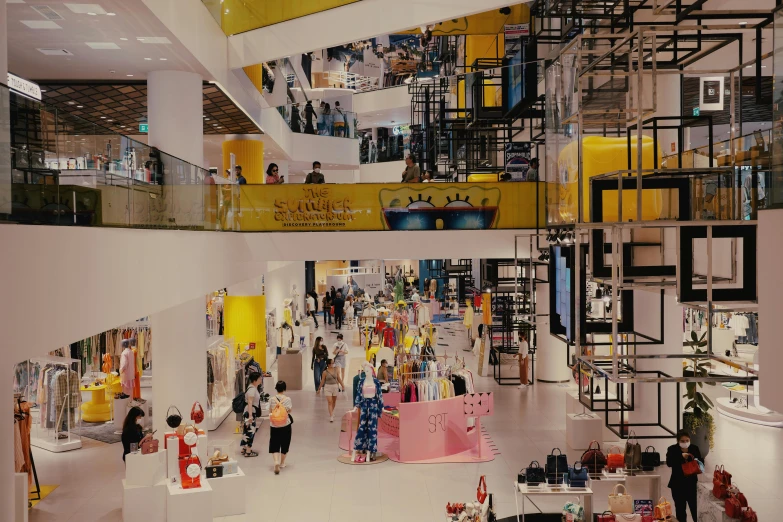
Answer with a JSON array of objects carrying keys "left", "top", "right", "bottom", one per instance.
[
  {"left": 518, "top": 384, "right": 528, "bottom": 390},
  {"left": 330, "top": 416, "right": 334, "bottom": 422}
]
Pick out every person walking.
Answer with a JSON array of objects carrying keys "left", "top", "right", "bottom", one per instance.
[
  {"left": 333, "top": 333, "right": 349, "bottom": 383},
  {"left": 333, "top": 101, "right": 346, "bottom": 137},
  {"left": 290, "top": 104, "right": 301, "bottom": 133},
  {"left": 311, "top": 337, "right": 328, "bottom": 394},
  {"left": 269, "top": 381, "right": 293, "bottom": 474},
  {"left": 306, "top": 291, "right": 319, "bottom": 328},
  {"left": 518, "top": 331, "right": 530, "bottom": 389},
  {"left": 345, "top": 296, "right": 355, "bottom": 329},
  {"left": 401, "top": 154, "right": 421, "bottom": 182},
  {"left": 240, "top": 371, "right": 263, "bottom": 457},
  {"left": 666, "top": 430, "right": 702, "bottom": 522},
  {"left": 303, "top": 101, "right": 316, "bottom": 134},
  {"left": 323, "top": 294, "right": 332, "bottom": 325},
  {"left": 330, "top": 286, "right": 337, "bottom": 301},
  {"left": 305, "top": 161, "right": 325, "bottom": 184},
  {"left": 318, "top": 358, "right": 346, "bottom": 422},
  {"left": 333, "top": 291, "right": 345, "bottom": 330}
]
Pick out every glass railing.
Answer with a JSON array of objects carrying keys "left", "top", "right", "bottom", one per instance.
[{"left": 276, "top": 103, "right": 358, "bottom": 139}]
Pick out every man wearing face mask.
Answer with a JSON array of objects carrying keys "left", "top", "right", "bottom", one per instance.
[{"left": 305, "top": 161, "right": 325, "bottom": 184}]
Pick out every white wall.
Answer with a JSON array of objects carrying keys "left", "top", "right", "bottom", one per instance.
[
  {"left": 759, "top": 209, "right": 783, "bottom": 412},
  {"left": 359, "top": 160, "right": 406, "bottom": 183},
  {"left": 289, "top": 132, "right": 360, "bottom": 168},
  {"left": 354, "top": 86, "right": 412, "bottom": 115},
  {"left": 265, "top": 261, "right": 306, "bottom": 325}
]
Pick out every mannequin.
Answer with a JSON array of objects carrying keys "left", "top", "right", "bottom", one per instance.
[
  {"left": 429, "top": 278, "right": 438, "bottom": 299},
  {"left": 277, "top": 323, "right": 294, "bottom": 354},
  {"left": 283, "top": 299, "right": 293, "bottom": 328},
  {"left": 119, "top": 338, "right": 136, "bottom": 397},
  {"left": 353, "top": 361, "right": 383, "bottom": 462},
  {"left": 290, "top": 284, "right": 300, "bottom": 322},
  {"left": 464, "top": 299, "right": 475, "bottom": 343}
]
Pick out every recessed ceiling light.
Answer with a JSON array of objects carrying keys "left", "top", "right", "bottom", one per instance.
[
  {"left": 65, "top": 4, "right": 107, "bottom": 14},
  {"left": 205, "top": 118, "right": 210, "bottom": 121},
  {"left": 86, "top": 42, "right": 120, "bottom": 50},
  {"left": 107, "top": 119, "right": 113, "bottom": 122},
  {"left": 225, "top": 9, "right": 229, "bottom": 13},
  {"left": 100, "top": 116, "right": 106, "bottom": 119},
  {"left": 137, "top": 37, "right": 145, "bottom": 41},
  {"left": 126, "top": 74, "right": 134, "bottom": 77},
  {"left": 120, "top": 38, "right": 128, "bottom": 41},
  {"left": 213, "top": 123, "right": 218, "bottom": 126},
  {"left": 67, "top": 101, "right": 75, "bottom": 105},
  {"left": 77, "top": 105, "right": 83, "bottom": 108},
  {"left": 87, "top": 12, "right": 96, "bottom": 15},
  {"left": 106, "top": 12, "right": 115, "bottom": 16},
  {"left": 144, "top": 57, "right": 152, "bottom": 60},
  {"left": 137, "top": 37, "right": 171, "bottom": 44},
  {"left": 21, "top": 20, "right": 62, "bottom": 29},
  {"left": 159, "top": 58, "right": 167, "bottom": 61}
]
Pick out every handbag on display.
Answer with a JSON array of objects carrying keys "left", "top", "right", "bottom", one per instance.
[
  {"left": 640, "top": 446, "right": 661, "bottom": 470},
  {"left": 624, "top": 431, "right": 642, "bottom": 470},
  {"left": 191, "top": 402, "right": 205, "bottom": 424},
  {"left": 713, "top": 465, "right": 732, "bottom": 499},
  {"left": 597, "top": 511, "right": 616, "bottom": 522},
  {"left": 546, "top": 447, "right": 569, "bottom": 483},
  {"left": 638, "top": 505, "right": 654, "bottom": 522},
  {"left": 741, "top": 508, "right": 758, "bottom": 522},
  {"left": 517, "top": 469, "right": 526, "bottom": 484},
  {"left": 725, "top": 492, "right": 744, "bottom": 519},
  {"left": 166, "top": 405, "right": 183, "bottom": 428},
  {"left": 608, "top": 484, "right": 634, "bottom": 514},
  {"left": 581, "top": 440, "right": 607, "bottom": 473},
  {"left": 607, "top": 445, "right": 625, "bottom": 471},
  {"left": 614, "top": 515, "right": 642, "bottom": 522},
  {"left": 140, "top": 437, "right": 159, "bottom": 455},
  {"left": 476, "top": 475, "right": 488, "bottom": 504},
  {"left": 568, "top": 462, "right": 588, "bottom": 488},
  {"left": 563, "top": 498, "right": 585, "bottom": 521},
  {"left": 179, "top": 455, "right": 202, "bottom": 489},
  {"left": 205, "top": 465, "right": 224, "bottom": 479},
  {"left": 208, "top": 450, "right": 229, "bottom": 466},
  {"left": 682, "top": 454, "right": 702, "bottom": 477},
  {"left": 525, "top": 461, "right": 546, "bottom": 485},
  {"left": 653, "top": 496, "right": 672, "bottom": 520}
]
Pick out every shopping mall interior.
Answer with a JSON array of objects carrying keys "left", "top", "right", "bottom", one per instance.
[{"left": 2, "top": 1, "right": 783, "bottom": 521}]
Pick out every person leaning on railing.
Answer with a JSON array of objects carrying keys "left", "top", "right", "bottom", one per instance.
[
  {"left": 401, "top": 154, "right": 420, "bottom": 182},
  {"left": 266, "top": 163, "right": 284, "bottom": 184}
]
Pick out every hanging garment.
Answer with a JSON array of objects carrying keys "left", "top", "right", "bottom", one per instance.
[
  {"left": 354, "top": 376, "right": 383, "bottom": 452},
  {"left": 119, "top": 348, "right": 135, "bottom": 396}
]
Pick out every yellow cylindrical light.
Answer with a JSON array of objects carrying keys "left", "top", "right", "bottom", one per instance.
[
  {"left": 224, "top": 295, "right": 267, "bottom": 369},
  {"left": 222, "top": 137, "right": 264, "bottom": 184}
]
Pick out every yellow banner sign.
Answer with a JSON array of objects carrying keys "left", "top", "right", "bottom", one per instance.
[{"left": 227, "top": 182, "right": 543, "bottom": 232}]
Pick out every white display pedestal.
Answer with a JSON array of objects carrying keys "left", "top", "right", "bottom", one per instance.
[
  {"left": 565, "top": 391, "right": 619, "bottom": 442},
  {"left": 30, "top": 436, "right": 82, "bottom": 453},
  {"left": 14, "top": 473, "right": 28, "bottom": 522},
  {"left": 126, "top": 450, "right": 167, "bottom": 487},
  {"left": 114, "top": 397, "right": 130, "bottom": 431},
  {"left": 205, "top": 400, "right": 232, "bottom": 431},
  {"left": 588, "top": 473, "right": 661, "bottom": 514},
  {"left": 209, "top": 467, "right": 247, "bottom": 518},
  {"left": 122, "top": 479, "right": 167, "bottom": 522},
  {"left": 565, "top": 413, "right": 604, "bottom": 450},
  {"left": 698, "top": 481, "right": 734, "bottom": 521},
  {"left": 167, "top": 480, "right": 213, "bottom": 522}
]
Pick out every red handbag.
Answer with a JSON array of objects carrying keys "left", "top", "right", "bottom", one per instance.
[
  {"left": 476, "top": 475, "right": 487, "bottom": 504},
  {"left": 606, "top": 445, "right": 625, "bottom": 471},
  {"left": 597, "top": 511, "right": 616, "bottom": 522},
  {"left": 742, "top": 508, "right": 758, "bottom": 522},
  {"left": 713, "top": 465, "right": 732, "bottom": 499},
  {"left": 581, "top": 440, "right": 607, "bottom": 473},
  {"left": 682, "top": 454, "right": 702, "bottom": 477},
  {"left": 191, "top": 402, "right": 204, "bottom": 424},
  {"left": 725, "top": 493, "right": 743, "bottom": 519},
  {"left": 179, "top": 455, "right": 202, "bottom": 489}
]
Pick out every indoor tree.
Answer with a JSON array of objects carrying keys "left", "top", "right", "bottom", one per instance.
[{"left": 683, "top": 331, "right": 715, "bottom": 457}]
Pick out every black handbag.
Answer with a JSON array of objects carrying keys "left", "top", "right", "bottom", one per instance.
[
  {"left": 546, "top": 447, "right": 569, "bottom": 483},
  {"left": 640, "top": 445, "right": 661, "bottom": 470},
  {"left": 525, "top": 461, "right": 546, "bottom": 485},
  {"left": 205, "top": 465, "right": 224, "bottom": 479},
  {"left": 166, "top": 405, "right": 183, "bottom": 429}
]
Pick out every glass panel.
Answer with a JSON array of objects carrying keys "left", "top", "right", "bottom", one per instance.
[{"left": 771, "top": 5, "right": 783, "bottom": 209}]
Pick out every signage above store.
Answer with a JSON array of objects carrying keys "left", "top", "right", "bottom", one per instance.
[
  {"left": 504, "top": 23, "right": 529, "bottom": 38},
  {"left": 139, "top": 123, "right": 149, "bottom": 133},
  {"left": 392, "top": 125, "right": 410, "bottom": 136},
  {"left": 692, "top": 107, "right": 700, "bottom": 116},
  {"left": 7, "top": 73, "right": 41, "bottom": 101}
]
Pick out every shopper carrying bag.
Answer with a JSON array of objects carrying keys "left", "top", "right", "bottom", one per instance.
[
  {"left": 269, "top": 381, "right": 293, "bottom": 475},
  {"left": 666, "top": 430, "right": 702, "bottom": 522}
]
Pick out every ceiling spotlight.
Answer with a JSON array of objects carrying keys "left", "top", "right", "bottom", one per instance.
[
  {"left": 87, "top": 12, "right": 96, "bottom": 15},
  {"left": 77, "top": 105, "right": 83, "bottom": 108},
  {"left": 107, "top": 12, "right": 116, "bottom": 16},
  {"left": 159, "top": 58, "right": 167, "bottom": 61},
  {"left": 120, "top": 38, "right": 128, "bottom": 41},
  {"left": 107, "top": 119, "right": 112, "bottom": 122},
  {"left": 126, "top": 74, "right": 134, "bottom": 77},
  {"left": 100, "top": 116, "right": 106, "bottom": 119},
  {"left": 144, "top": 57, "right": 152, "bottom": 60}
]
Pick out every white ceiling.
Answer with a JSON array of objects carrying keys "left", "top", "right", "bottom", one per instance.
[
  {"left": 6, "top": 0, "right": 210, "bottom": 81},
  {"left": 356, "top": 105, "right": 410, "bottom": 130}
]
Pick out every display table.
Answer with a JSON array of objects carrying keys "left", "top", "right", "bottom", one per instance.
[
  {"left": 81, "top": 383, "right": 111, "bottom": 422},
  {"left": 716, "top": 396, "right": 783, "bottom": 427},
  {"left": 277, "top": 352, "right": 303, "bottom": 390},
  {"left": 123, "top": 479, "right": 166, "bottom": 522},
  {"left": 565, "top": 413, "right": 603, "bottom": 450},
  {"left": 126, "top": 449, "right": 167, "bottom": 487},
  {"left": 380, "top": 410, "right": 399, "bottom": 437},
  {"left": 513, "top": 482, "right": 593, "bottom": 522},
  {"left": 588, "top": 472, "right": 662, "bottom": 514},
  {"left": 167, "top": 479, "right": 212, "bottom": 522},
  {"left": 697, "top": 481, "right": 734, "bottom": 521},
  {"left": 208, "top": 466, "right": 247, "bottom": 518},
  {"left": 165, "top": 432, "right": 208, "bottom": 480}
]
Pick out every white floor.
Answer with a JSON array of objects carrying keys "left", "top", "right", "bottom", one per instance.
[{"left": 26, "top": 319, "right": 783, "bottom": 522}]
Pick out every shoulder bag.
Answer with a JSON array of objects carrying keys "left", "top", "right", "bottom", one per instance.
[
  {"left": 654, "top": 496, "right": 672, "bottom": 520},
  {"left": 568, "top": 461, "right": 588, "bottom": 488},
  {"left": 476, "top": 475, "right": 488, "bottom": 504},
  {"left": 190, "top": 402, "right": 205, "bottom": 424},
  {"left": 624, "top": 430, "right": 642, "bottom": 470},
  {"left": 597, "top": 511, "right": 616, "bottom": 522},
  {"left": 725, "top": 491, "right": 744, "bottom": 519},
  {"left": 682, "top": 454, "right": 702, "bottom": 477},
  {"left": 546, "top": 447, "right": 569, "bottom": 483},
  {"left": 742, "top": 507, "right": 758, "bottom": 522},
  {"left": 525, "top": 461, "right": 546, "bottom": 485},
  {"left": 581, "top": 440, "right": 607, "bottom": 473},
  {"left": 713, "top": 464, "right": 732, "bottom": 499},
  {"left": 607, "top": 445, "right": 625, "bottom": 471},
  {"left": 614, "top": 515, "right": 641, "bottom": 522},
  {"left": 179, "top": 454, "right": 202, "bottom": 489},
  {"left": 608, "top": 483, "right": 634, "bottom": 514},
  {"left": 640, "top": 446, "right": 661, "bottom": 469},
  {"left": 165, "top": 405, "right": 183, "bottom": 429}
]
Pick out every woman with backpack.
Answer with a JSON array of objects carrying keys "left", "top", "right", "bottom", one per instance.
[
  {"left": 269, "top": 380, "right": 293, "bottom": 474},
  {"left": 240, "top": 372, "right": 263, "bottom": 458}
]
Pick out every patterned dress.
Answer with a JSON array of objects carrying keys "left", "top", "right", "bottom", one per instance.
[{"left": 353, "top": 376, "right": 383, "bottom": 452}]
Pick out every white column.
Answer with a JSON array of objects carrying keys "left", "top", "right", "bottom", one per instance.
[
  {"left": 535, "top": 282, "right": 572, "bottom": 382},
  {"left": 151, "top": 297, "right": 208, "bottom": 440},
  {"left": 0, "top": 0, "right": 9, "bottom": 216},
  {"left": 759, "top": 209, "right": 783, "bottom": 412},
  {"left": 147, "top": 71, "right": 203, "bottom": 168},
  {"left": 0, "top": 0, "right": 7, "bottom": 79},
  {"left": 1, "top": 368, "right": 15, "bottom": 522}
]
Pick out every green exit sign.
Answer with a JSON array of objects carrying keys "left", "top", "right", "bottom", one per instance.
[
  {"left": 139, "top": 123, "right": 149, "bottom": 133},
  {"left": 692, "top": 107, "right": 700, "bottom": 116}
]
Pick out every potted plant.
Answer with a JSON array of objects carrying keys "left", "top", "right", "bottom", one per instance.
[{"left": 683, "top": 331, "right": 715, "bottom": 458}]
